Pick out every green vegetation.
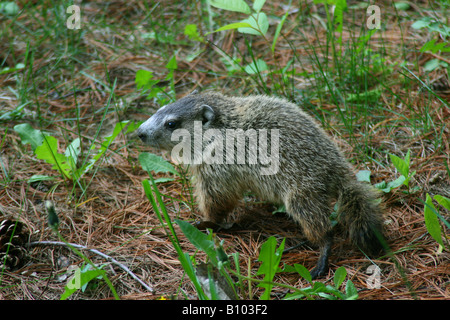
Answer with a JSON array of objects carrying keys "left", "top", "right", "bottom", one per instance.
[{"left": 0, "top": 0, "right": 448, "bottom": 300}]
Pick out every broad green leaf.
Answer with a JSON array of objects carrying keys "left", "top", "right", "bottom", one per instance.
[
  {"left": 35, "top": 136, "right": 72, "bottom": 179},
  {"left": 356, "top": 170, "right": 371, "bottom": 183},
  {"left": 210, "top": 22, "right": 253, "bottom": 34},
  {"left": 139, "top": 152, "right": 180, "bottom": 176},
  {"left": 434, "top": 195, "right": 450, "bottom": 210},
  {"left": 27, "top": 174, "right": 55, "bottom": 183},
  {"left": 389, "top": 151, "right": 409, "bottom": 178},
  {"left": 423, "top": 58, "right": 447, "bottom": 72},
  {"left": 345, "top": 280, "right": 358, "bottom": 299},
  {"left": 209, "top": 0, "right": 252, "bottom": 14},
  {"left": 244, "top": 59, "right": 268, "bottom": 74},
  {"left": 394, "top": 2, "right": 410, "bottom": 10},
  {"left": 253, "top": 0, "right": 266, "bottom": 12},
  {"left": 256, "top": 236, "right": 285, "bottom": 300},
  {"left": 238, "top": 12, "right": 269, "bottom": 36},
  {"left": 374, "top": 181, "right": 387, "bottom": 190},
  {"left": 431, "top": 195, "right": 450, "bottom": 230},
  {"left": 387, "top": 175, "right": 407, "bottom": 190},
  {"left": 256, "top": 236, "right": 284, "bottom": 275},
  {"left": 125, "top": 120, "right": 141, "bottom": 134},
  {"left": 0, "top": 2, "right": 19, "bottom": 15},
  {"left": 420, "top": 39, "right": 450, "bottom": 53},
  {"left": 333, "top": 266, "right": 347, "bottom": 288},
  {"left": 284, "top": 291, "right": 307, "bottom": 300},
  {"left": 14, "top": 123, "right": 44, "bottom": 151},
  {"left": 175, "top": 219, "right": 218, "bottom": 266},
  {"left": 135, "top": 69, "right": 152, "bottom": 87},
  {"left": 61, "top": 268, "right": 106, "bottom": 300},
  {"left": 404, "top": 149, "right": 411, "bottom": 169},
  {"left": 411, "top": 18, "right": 431, "bottom": 30},
  {"left": 320, "top": 284, "right": 345, "bottom": 300},
  {"left": 424, "top": 193, "right": 444, "bottom": 247},
  {"left": 154, "top": 177, "right": 174, "bottom": 184},
  {"left": 294, "top": 264, "right": 312, "bottom": 283},
  {"left": 375, "top": 175, "right": 406, "bottom": 193}
]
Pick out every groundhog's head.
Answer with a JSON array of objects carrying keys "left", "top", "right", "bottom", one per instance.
[{"left": 136, "top": 91, "right": 216, "bottom": 151}]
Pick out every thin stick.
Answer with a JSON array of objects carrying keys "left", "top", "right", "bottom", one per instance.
[{"left": 27, "top": 240, "right": 154, "bottom": 293}]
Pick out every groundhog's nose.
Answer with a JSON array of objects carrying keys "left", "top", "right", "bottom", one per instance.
[{"left": 136, "top": 127, "right": 146, "bottom": 141}]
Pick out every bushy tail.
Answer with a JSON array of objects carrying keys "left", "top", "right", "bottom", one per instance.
[{"left": 337, "top": 180, "right": 385, "bottom": 255}]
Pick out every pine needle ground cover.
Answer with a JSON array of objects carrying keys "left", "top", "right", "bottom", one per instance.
[{"left": 0, "top": 0, "right": 448, "bottom": 300}]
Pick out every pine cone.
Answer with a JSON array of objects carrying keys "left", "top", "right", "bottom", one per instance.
[{"left": 0, "top": 219, "right": 29, "bottom": 270}]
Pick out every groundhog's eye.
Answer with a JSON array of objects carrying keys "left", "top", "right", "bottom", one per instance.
[{"left": 166, "top": 120, "right": 179, "bottom": 129}]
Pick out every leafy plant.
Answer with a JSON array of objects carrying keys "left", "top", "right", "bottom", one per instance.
[
  {"left": 314, "top": 0, "right": 348, "bottom": 45},
  {"left": 136, "top": 55, "right": 177, "bottom": 106},
  {"left": 388, "top": 149, "right": 416, "bottom": 189},
  {"left": 357, "top": 149, "right": 417, "bottom": 193},
  {"left": 44, "top": 200, "right": 119, "bottom": 300},
  {"left": 0, "top": 1, "right": 19, "bottom": 15},
  {"left": 256, "top": 236, "right": 285, "bottom": 300},
  {"left": 411, "top": 16, "right": 450, "bottom": 72},
  {"left": 13, "top": 121, "right": 138, "bottom": 183},
  {"left": 176, "top": 219, "right": 239, "bottom": 300},
  {"left": 357, "top": 169, "right": 404, "bottom": 194},
  {"left": 207, "top": 0, "right": 269, "bottom": 37},
  {"left": 283, "top": 265, "right": 358, "bottom": 300},
  {"left": 423, "top": 193, "right": 450, "bottom": 250},
  {"left": 189, "top": 0, "right": 291, "bottom": 94},
  {"left": 141, "top": 175, "right": 209, "bottom": 299},
  {"left": 138, "top": 152, "right": 180, "bottom": 183},
  {"left": 205, "top": 0, "right": 273, "bottom": 80},
  {"left": 61, "top": 264, "right": 107, "bottom": 300},
  {"left": 375, "top": 150, "right": 416, "bottom": 193}
]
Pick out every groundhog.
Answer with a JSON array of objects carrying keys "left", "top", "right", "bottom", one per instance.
[{"left": 136, "top": 91, "right": 385, "bottom": 279}]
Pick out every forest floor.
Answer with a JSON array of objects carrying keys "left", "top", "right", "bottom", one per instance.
[{"left": 0, "top": 0, "right": 449, "bottom": 300}]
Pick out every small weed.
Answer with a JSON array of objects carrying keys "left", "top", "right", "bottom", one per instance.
[
  {"left": 13, "top": 120, "right": 139, "bottom": 199},
  {"left": 44, "top": 201, "right": 119, "bottom": 300},
  {"left": 136, "top": 55, "right": 178, "bottom": 106},
  {"left": 357, "top": 149, "right": 419, "bottom": 194},
  {"left": 423, "top": 194, "right": 450, "bottom": 250}
]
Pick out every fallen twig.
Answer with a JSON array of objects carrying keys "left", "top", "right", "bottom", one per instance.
[{"left": 27, "top": 240, "right": 154, "bottom": 294}]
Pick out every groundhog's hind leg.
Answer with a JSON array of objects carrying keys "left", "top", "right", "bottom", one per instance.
[
  {"left": 310, "top": 231, "right": 333, "bottom": 279},
  {"left": 285, "top": 192, "right": 334, "bottom": 279}
]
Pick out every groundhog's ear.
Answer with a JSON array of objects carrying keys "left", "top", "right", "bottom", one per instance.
[{"left": 200, "top": 104, "right": 215, "bottom": 126}]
